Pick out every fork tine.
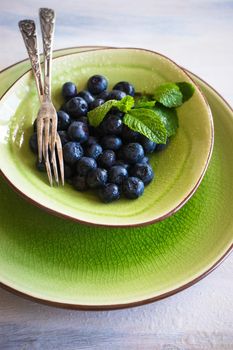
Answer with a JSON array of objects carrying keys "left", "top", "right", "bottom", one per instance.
[
  {"left": 50, "top": 135, "right": 59, "bottom": 185},
  {"left": 50, "top": 116, "right": 57, "bottom": 158},
  {"left": 56, "top": 133, "right": 65, "bottom": 185},
  {"left": 37, "top": 118, "right": 43, "bottom": 162},
  {"left": 44, "top": 117, "right": 50, "bottom": 162},
  {"left": 43, "top": 140, "right": 53, "bottom": 186}
]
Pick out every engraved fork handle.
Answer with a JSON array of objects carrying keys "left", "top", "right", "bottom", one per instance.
[
  {"left": 39, "top": 8, "right": 55, "bottom": 100},
  {"left": 18, "top": 20, "right": 43, "bottom": 103}
]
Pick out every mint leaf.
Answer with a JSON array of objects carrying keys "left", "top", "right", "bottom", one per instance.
[
  {"left": 134, "top": 99, "right": 156, "bottom": 108},
  {"left": 87, "top": 96, "right": 135, "bottom": 127},
  {"left": 116, "top": 95, "right": 134, "bottom": 113},
  {"left": 154, "top": 83, "right": 183, "bottom": 108},
  {"left": 87, "top": 99, "right": 117, "bottom": 127},
  {"left": 123, "top": 108, "right": 167, "bottom": 144},
  {"left": 153, "top": 104, "right": 178, "bottom": 137},
  {"left": 176, "top": 82, "right": 195, "bottom": 102}
]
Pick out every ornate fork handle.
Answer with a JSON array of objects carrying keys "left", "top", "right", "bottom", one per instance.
[
  {"left": 39, "top": 8, "right": 55, "bottom": 99},
  {"left": 18, "top": 20, "right": 43, "bottom": 101}
]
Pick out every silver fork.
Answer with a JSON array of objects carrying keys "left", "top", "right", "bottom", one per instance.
[{"left": 18, "top": 13, "right": 64, "bottom": 186}]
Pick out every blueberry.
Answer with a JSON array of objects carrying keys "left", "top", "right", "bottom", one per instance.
[
  {"left": 97, "top": 90, "right": 110, "bottom": 101},
  {"left": 108, "top": 108, "right": 124, "bottom": 118},
  {"left": 72, "top": 175, "right": 88, "bottom": 191},
  {"left": 58, "top": 130, "right": 70, "bottom": 146},
  {"left": 101, "top": 136, "right": 122, "bottom": 151},
  {"left": 123, "top": 177, "right": 144, "bottom": 199},
  {"left": 85, "top": 136, "right": 99, "bottom": 147},
  {"left": 29, "top": 132, "right": 38, "bottom": 154},
  {"left": 36, "top": 159, "right": 46, "bottom": 172},
  {"left": 122, "top": 143, "right": 144, "bottom": 164},
  {"left": 57, "top": 110, "right": 71, "bottom": 131},
  {"left": 101, "top": 114, "right": 123, "bottom": 135},
  {"left": 109, "top": 165, "right": 128, "bottom": 185},
  {"left": 122, "top": 125, "right": 140, "bottom": 142},
  {"left": 85, "top": 144, "right": 103, "bottom": 159},
  {"left": 87, "top": 75, "right": 108, "bottom": 95},
  {"left": 108, "top": 90, "right": 126, "bottom": 100},
  {"left": 64, "top": 164, "right": 75, "bottom": 179},
  {"left": 155, "top": 138, "right": 170, "bottom": 152},
  {"left": 62, "top": 82, "right": 77, "bottom": 101},
  {"left": 63, "top": 142, "right": 84, "bottom": 165},
  {"left": 86, "top": 168, "right": 108, "bottom": 189},
  {"left": 139, "top": 135, "right": 157, "bottom": 153},
  {"left": 98, "top": 183, "right": 120, "bottom": 203},
  {"left": 114, "top": 160, "right": 130, "bottom": 170},
  {"left": 113, "top": 81, "right": 135, "bottom": 96},
  {"left": 98, "top": 150, "right": 116, "bottom": 168},
  {"left": 141, "top": 156, "right": 149, "bottom": 164},
  {"left": 77, "top": 90, "right": 94, "bottom": 106},
  {"left": 130, "top": 163, "right": 154, "bottom": 185},
  {"left": 65, "top": 97, "right": 88, "bottom": 118},
  {"left": 76, "top": 157, "right": 97, "bottom": 176},
  {"left": 68, "top": 121, "right": 89, "bottom": 143},
  {"left": 89, "top": 98, "right": 105, "bottom": 110}
]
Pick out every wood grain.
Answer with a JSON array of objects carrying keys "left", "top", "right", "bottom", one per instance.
[{"left": 0, "top": 0, "right": 232, "bottom": 349}]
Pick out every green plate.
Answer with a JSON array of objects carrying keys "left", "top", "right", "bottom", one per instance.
[
  {"left": 0, "top": 47, "right": 232, "bottom": 309},
  {"left": 0, "top": 48, "right": 213, "bottom": 227}
]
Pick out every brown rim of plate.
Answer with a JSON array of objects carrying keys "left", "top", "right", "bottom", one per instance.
[
  {"left": 0, "top": 46, "right": 232, "bottom": 310},
  {"left": 0, "top": 46, "right": 214, "bottom": 228}
]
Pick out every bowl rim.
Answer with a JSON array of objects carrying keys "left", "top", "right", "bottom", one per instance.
[
  {"left": 0, "top": 46, "right": 214, "bottom": 228},
  {"left": 0, "top": 46, "right": 232, "bottom": 310}
]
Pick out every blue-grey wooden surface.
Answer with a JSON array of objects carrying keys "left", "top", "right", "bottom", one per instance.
[{"left": 0, "top": 1, "right": 233, "bottom": 349}]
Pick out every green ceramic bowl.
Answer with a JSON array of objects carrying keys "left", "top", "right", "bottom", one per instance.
[
  {"left": 0, "top": 48, "right": 213, "bottom": 227},
  {"left": 0, "top": 47, "right": 232, "bottom": 309}
]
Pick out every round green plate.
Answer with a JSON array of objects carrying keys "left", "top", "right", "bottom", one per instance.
[
  {"left": 0, "top": 48, "right": 213, "bottom": 227},
  {"left": 0, "top": 47, "right": 232, "bottom": 309}
]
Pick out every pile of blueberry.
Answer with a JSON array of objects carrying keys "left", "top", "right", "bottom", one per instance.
[{"left": 29, "top": 75, "right": 168, "bottom": 203}]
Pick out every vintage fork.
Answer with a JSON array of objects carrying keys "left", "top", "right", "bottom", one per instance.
[{"left": 18, "top": 14, "right": 64, "bottom": 185}]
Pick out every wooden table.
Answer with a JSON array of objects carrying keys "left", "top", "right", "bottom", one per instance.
[{"left": 0, "top": 1, "right": 232, "bottom": 349}]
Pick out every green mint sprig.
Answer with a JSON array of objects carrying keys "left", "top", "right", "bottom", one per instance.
[{"left": 87, "top": 82, "right": 194, "bottom": 143}]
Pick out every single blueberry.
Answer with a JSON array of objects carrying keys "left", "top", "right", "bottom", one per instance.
[
  {"left": 108, "top": 89, "right": 126, "bottom": 100},
  {"left": 155, "top": 138, "right": 170, "bottom": 152},
  {"left": 57, "top": 110, "right": 71, "bottom": 131},
  {"left": 141, "top": 156, "right": 149, "bottom": 164},
  {"left": 122, "top": 177, "right": 144, "bottom": 199},
  {"left": 63, "top": 141, "right": 84, "bottom": 165},
  {"left": 98, "top": 183, "right": 120, "bottom": 203},
  {"left": 109, "top": 165, "right": 128, "bottom": 185},
  {"left": 101, "top": 135, "right": 122, "bottom": 151},
  {"left": 113, "top": 81, "right": 135, "bottom": 96},
  {"left": 72, "top": 175, "right": 88, "bottom": 191},
  {"left": 77, "top": 90, "right": 94, "bottom": 106},
  {"left": 98, "top": 150, "right": 116, "bottom": 168},
  {"left": 29, "top": 132, "right": 38, "bottom": 154},
  {"left": 76, "top": 157, "right": 97, "bottom": 176},
  {"left": 87, "top": 75, "right": 108, "bottom": 95},
  {"left": 64, "top": 164, "right": 75, "bottom": 179},
  {"left": 65, "top": 97, "right": 88, "bottom": 118},
  {"left": 68, "top": 121, "right": 89, "bottom": 143},
  {"left": 86, "top": 168, "right": 108, "bottom": 189},
  {"left": 85, "top": 144, "right": 103, "bottom": 159},
  {"left": 97, "top": 90, "right": 110, "bottom": 101},
  {"left": 101, "top": 114, "right": 123, "bottom": 135},
  {"left": 62, "top": 82, "right": 77, "bottom": 100},
  {"left": 85, "top": 136, "right": 99, "bottom": 147},
  {"left": 58, "top": 130, "right": 70, "bottom": 146},
  {"left": 122, "top": 125, "right": 140, "bottom": 142},
  {"left": 139, "top": 135, "right": 157, "bottom": 153},
  {"left": 130, "top": 163, "right": 154, "bottom": 185},
  {"left": 89, "top": 98, "right": 105, "bottom": 110},
  {"left": 122, "top": 143, "right": 144, "bottom": 164},
  {"left": 36, "top": 159, "right": 46, "bottom": 172}
]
